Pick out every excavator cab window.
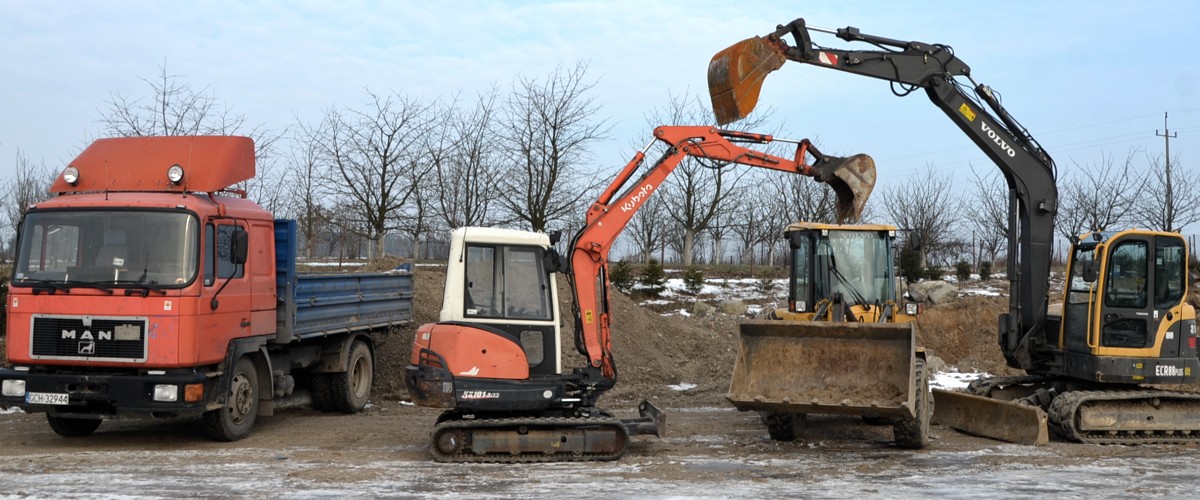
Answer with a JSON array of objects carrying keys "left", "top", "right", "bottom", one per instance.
[
  {"left": 1100, "top": 239, "right": 1150, "bottom": 348},
  {"left": 463, "top": 244, "right": 554, "bottom": 321}
]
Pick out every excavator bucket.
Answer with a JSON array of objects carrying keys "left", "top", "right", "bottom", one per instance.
[
  {"left": 728, "top": 320, "right": 918, "bottom": 419},
  {"left": 708, "top": 36, "right": 787, "bottom": 125},
  {"left": 812, "top": 153, "right": 876, "bottom": 223}
]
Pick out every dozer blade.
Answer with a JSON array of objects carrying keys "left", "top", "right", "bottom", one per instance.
[
  {"left": 931, "top": 389, "right": 1049, "bottom": 446},
  {"left": 728, "top": 321, "right": 917, "bottom": 419},
  {"left": 708, "top": 36, "right": 787, "bottom": 125},
  {"left": 812, "top": 153, "right": 876, "bottom": 223}
]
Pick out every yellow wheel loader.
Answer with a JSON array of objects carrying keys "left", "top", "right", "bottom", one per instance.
[{"left": 728, "top": 223, "right": 931, "bottom": 448}]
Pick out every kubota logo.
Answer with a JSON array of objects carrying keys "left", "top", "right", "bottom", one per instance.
[
  {"left": 620, "top": 183, "right": 655, "bottom": 213},
  {"left": 980, "top": 122, "right": 1016, "bottom": 158}
]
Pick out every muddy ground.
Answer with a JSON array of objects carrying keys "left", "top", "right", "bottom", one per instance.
[{"left": 2, "top": 266, "right": 1198, "bottom": 497}]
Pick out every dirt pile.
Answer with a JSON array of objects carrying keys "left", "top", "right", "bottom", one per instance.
[{"left": 370, "top": 266, "right": 1021, "bottom": 406}]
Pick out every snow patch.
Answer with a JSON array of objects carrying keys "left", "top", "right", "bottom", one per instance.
[
  {"left": 0, "top": 406, "right": 24, "bottom": 415},
  {"left": 930, "top": 370, "right": 988, "bottom": 391},
  {"left": 668, "top": 383, "right": 697, "bottom": 391}
]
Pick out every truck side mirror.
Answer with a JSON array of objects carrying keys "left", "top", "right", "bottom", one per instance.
[
  {"left": 543, "top": 248, "right": 564, "bottom": 273},
  {"left": 231, "top": 228, "right": 249, "bottom": 265},
  {"left": 1081, "top": 260, "right": 1098, "bottom": 283}
]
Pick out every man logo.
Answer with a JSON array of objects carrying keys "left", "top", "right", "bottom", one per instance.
[{"left": 78, "top": 340, "right": 96, "bottom": 355}]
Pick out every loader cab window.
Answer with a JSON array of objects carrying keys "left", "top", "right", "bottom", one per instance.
[
  {"left": 463, "top": 244, "right": 553, "bottom": 321},
  {"left": 789, "top": 233, "right": 811, "bottom": 311},
  {"left": 813, "top": 230, "right": 893, "bottom": 305}
]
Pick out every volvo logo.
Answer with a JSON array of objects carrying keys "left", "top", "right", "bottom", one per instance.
[{"left": 980, "top": 122, "right": 1017, "bottom": 158}]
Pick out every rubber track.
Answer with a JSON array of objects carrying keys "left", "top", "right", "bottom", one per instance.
[
  {"left": 428, "top": 416, "right": 631, "bottom": 463},
  {"left": 1050, "top": 389, "right": 1200, "bottom": 444}
]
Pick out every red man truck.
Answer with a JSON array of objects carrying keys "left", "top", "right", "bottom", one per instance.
[{"left": 0, "top": 136, "right": 413, "bottom": 440}]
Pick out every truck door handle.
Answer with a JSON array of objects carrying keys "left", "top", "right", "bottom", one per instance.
[{"left": 240, "top": 319, "right": 251, "bottom": 328}]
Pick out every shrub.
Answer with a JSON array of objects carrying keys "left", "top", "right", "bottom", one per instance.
[
  {"left": 639, "top": 259, "right": 668, "bottom": 298},
  {"left": 924, "top": 266, "right": 944, "bottom": 281},
  {"left": 609, "top": 260, "right": 635, "bottom": 293},
  {"left": 955, "top": 261, "right": 972, "bottom": 282},
  {"left": 899, "top": 246, "right": 923, "bottom": 282},
  {"left": 683, "top": 267, "right": 705, "bottom": 296},
  {"left": 979, "top": 260, "right": 993, "bottom": 281},
  {"left": 755, "top": 270, "right": 778, "bottom": 295}
]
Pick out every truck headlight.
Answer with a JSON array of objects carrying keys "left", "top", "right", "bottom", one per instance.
[
  {"left": 2, "top": 380, "right": 26, "bottom": 397},
  {"left": 153, "top": 384, "right": 179, "bottom": 402}
]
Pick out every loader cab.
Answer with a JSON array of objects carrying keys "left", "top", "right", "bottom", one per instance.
[
  {"left": 1059, "top": 229, "right": 1198, "bottom": 384},
  {"left": 783, "top": 223, "right": 906, "bottom": 322},
  {"left": 438, "top": 227, "right": 563, "bottom": 377}
]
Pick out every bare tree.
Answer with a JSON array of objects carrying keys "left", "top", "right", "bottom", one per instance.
[
  {"left": 730, "top": 181, "right": 775, "bottom": 267},
  {"left": 1133, "top": 152, "right": 1200, "bottom": 232},
  {"left": 1055, "top": 150, "right": 1145, "bottom": 239},
  {"left": 3, "top": 150, "right": 55, "bottom": 258},
  {"left": 430, "top": 88, "right": 506, "bottom": 229},
  {"left": 284, "top": 123, "right": 330, "bottom": 259},
  {"left": 963, "top": 164, "right": 1008, "bottom": 266},
  {"left": 315, "top": 92, "right": 435, "bottom": 257},
  {"left": 97, "top": 62, "right": 284, "bottom": 202},
  {"left": 880, "top": 165, "right": 959, "bottom": 269},
  {"left": 624, "top": 194, "right": 669, "bottom": 263},
  {"left": 498, "top": 62, "right": 609, "bottom": 231}
]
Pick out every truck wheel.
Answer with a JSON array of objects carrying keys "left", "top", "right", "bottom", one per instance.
[
  {"left": 764, "top": 412, "right": 804, "bottom": 441},
  {"left": 310, "top": 374, "right": 335, "bottom": 411},
  {"left": 203, "top": 357, "right": 259, "bottom": 442},
  {"left": 893, "top": 358, "right": 931, "bottom": 449},
  {"left": 331, "top": 341, "right": 373, "bottom": 413},
  {"left": 46, "top": 414, "right": 101, "bottom": 437}
]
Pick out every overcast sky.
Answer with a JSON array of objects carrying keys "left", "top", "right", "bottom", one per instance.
[{"left": 2, "top": 1, "right": 1197, "bottom": 206}]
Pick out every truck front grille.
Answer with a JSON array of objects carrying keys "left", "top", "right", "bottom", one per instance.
[{"left": 30, "top": 315, "right": 148, "bottom": 362}]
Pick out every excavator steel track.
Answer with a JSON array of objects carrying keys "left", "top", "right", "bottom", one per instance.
[
  {"left": 1050, "top": 389, "right": 1200, "bottom": 444},
  {"left": 428, "top": 416, "right": 632, "bottom": 463}
]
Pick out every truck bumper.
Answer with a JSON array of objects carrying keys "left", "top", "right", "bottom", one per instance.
[{"left": 0, "top": 367, "right": 209, "bottom": 419}]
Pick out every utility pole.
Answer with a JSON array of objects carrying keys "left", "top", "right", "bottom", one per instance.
[{"left": 1157, "top": 112, "right": 1178, "bottom": 231}]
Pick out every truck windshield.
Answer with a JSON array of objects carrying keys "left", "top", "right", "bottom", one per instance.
[
  {"left": 13, "top": 210, "right": 200, "bottom": 288},
  {"left": 814, "top": 230, "right": 893, "bottom": 305}
]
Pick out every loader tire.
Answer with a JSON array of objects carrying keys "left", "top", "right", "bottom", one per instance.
[
  {"left": 764, "top": 412, "right": 804, "bottom": 441},
  {"left": 893, "top": 357, "right": 931, "bottom": 449}
]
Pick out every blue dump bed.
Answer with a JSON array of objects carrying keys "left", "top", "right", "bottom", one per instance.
[{"left": 273, "top": 220, "right": 414, "bottom": 343}]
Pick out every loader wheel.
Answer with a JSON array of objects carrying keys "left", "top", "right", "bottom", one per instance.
[
  {"left": 331, "top": 341, "right": 373, "bottom": 413},
  {"left": 893, "top": 358, "right": 931, "bottom": 449},
  {"left": 202, "top": 357, "right": 260, "bottom": 442},
  {"left": 46, "top": 414, "right": 101, "bottom": 437},
  {"left": 764, "top": 412, "right": 804, "bottom": 441}
]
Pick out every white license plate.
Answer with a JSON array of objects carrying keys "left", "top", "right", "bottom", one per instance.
[{"left": 26, "top": 392, "right": 70, "bottom": 405}]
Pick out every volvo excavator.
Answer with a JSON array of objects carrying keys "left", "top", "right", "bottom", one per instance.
[
  {"left": 709, "top": 18, "right": 1200, "bottom": 444},
  {"left": 405, "top": 125, "right": 877, "bottom": 461}
]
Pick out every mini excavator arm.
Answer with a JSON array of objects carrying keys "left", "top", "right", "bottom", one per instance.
[{"left": 566, "top": 125, "right": 875, "bottom": 387}]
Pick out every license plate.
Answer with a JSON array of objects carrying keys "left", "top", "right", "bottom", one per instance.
[{"left": 26, "top": 392, "right": 70, "bottom": 405}]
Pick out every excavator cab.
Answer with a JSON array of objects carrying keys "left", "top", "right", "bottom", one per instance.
[{"left": 1057, "top": 230, "right": 1198, "bottom": 384}]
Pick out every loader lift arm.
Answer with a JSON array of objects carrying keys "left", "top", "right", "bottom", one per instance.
[
  {"left": 567, "top": 125, "right": 875, "bottom": 385},
  {"left": 708, "top": 19, "right": 1058, "bottom": 371}
]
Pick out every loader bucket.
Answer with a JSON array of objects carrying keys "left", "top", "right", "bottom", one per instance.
[
  {"left": 708, "top": 36, "right": 787, "bottom": 125},
  {"left": 728, "top": 320, "right": 917, "bottom": 419},
  {"left": 813, "top": 153, "right": 876, "bottom": 223}
]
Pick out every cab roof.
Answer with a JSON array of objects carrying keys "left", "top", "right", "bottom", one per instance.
[
  {"left": 51, "top": 136, "right": 255, "bottom": 194},
  {"left": 785, "top": 222, "right": 897, "bottom": 232}
]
